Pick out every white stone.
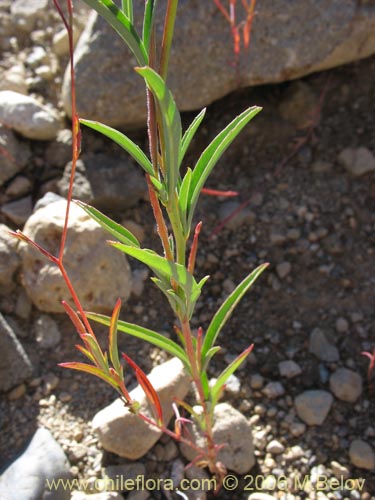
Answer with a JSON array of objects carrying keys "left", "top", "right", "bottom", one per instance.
[
  {"left": 19, "top": 199, "right": 132, "bottom": 313},
  {"left": 180, "top": 403, "right": 255, "bottom": 474},
  {"left": 349, "top": 440, "right": 375, "bottom": 471},
  {"left": 266, "top": 439, "right": 285, "bottom": 454},
  {"left": 338, "top": 147, "right": 375, "bottom": 177},
  {"left": 0, "top": 64, "right": 27, "bottom": 94},
  {"left": 0, "top": 91, "right": 60, "bottom": 140},
  {"left": 92, "top": 358, "right": 190, "bottom": 459},
  {"left": 329, "top": 368, "right": 362, "bottom": 402},
  {"left": 294, "top": 390, "right": 333, "bottom": 425}
]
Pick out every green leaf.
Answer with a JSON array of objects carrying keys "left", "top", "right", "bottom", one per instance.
[
  {"left": 136, "top": 66, "right": 182, "bottom": 198},
  {"left": 179, "top": 108, "right": 206, "bottom": 167},
  {"left": 80, "top": 119, "right": 153, "bottom": 176},
  {"left": 75, "top": 201, "right": 140, "bottom": 247},
  {"left": 110, "top": 244, "right": 199, "bottom": 295},
  {"left": 187, "top": 106, "right": 261, "bottom": 227},
  {"left": 201, "top": 346, "right": 221, "bottom": 372},
  {"left": 109, "top": 298, "right": 122, "bottom": 373},
  {"left": 87, "top": 312, "right": 189, "bottom": 366},
  {"left": 201, "top": 263, "right": 268, "bottom": 364},
  {"left": 81, "top": 0, "right": 147, "bottom": 65},
  {"left": 121, "top": 0, "right": 133, "bottom": 23},
  {"left": 82, "top": 333, "right": 109, "bottom": 372},
  {"left": 210, "top": 345, "right": 253, "bottom": 406},
  {"left": 143, "top": 0, "right": 157, "bottom": 51},
  {"left": 178, "top": 168, "right": 192, "bottom": 235}
]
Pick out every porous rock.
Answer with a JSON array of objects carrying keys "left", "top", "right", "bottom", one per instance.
[
  {"left": 92, "top": 357, "right": 190, "bottom": 459},
  {"left": 294, "top": 390, "right": 333, "bottom": 426},
  {"left": 0, "top": 223, "right": 21, "bottom": 291},
  {"left": 0, "top": 427, "right": 71, "bottom": 500},
  {"left": 63, "top": 1, "right": 375, "bottom": 128},
  {"left": 19, "top": 199, "right": 132, "bottom": 313},
  {"left": 0, "top": 124, "right": 31, "bottom": 187},
  {"left": 0, "top": 91, "right": 60, "bottom": 140},
  {"left": 180, "top": 402, "right": 255, "bottom": 474},
  {"left": 0, "top": 313, "right": 33, "bottom": 392}
]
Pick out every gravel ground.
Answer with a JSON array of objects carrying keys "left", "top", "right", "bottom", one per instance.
[{"left": 0, "top": 2, "right": 374, "bottom": 498}]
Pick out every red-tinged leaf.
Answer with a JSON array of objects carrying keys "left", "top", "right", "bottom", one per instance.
[
  {"left": 201, "top": 188, "right": 238, "bottom": 197},
  {"left": 109, "top": 298, "right": 122, "bottom": 373},
  {"left": 59, "top": 362, "right": 118, "bottom": 389},
  {"left": 10, "top": 230, "right": 58, "bottom": 264},
  {"left": 188, "top": 221, "right": 202, "bottom": 274},
  {"left": 122, "top": 353, "right": 164, "bottom": 425},
  {"left": 109, "top": 367, "right": 132, "bottom": 402},
  {"left": 62, "top": 301, "right": 87, "bottom": 336}
]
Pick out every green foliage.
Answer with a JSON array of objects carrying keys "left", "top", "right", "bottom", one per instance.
[{"left": 63, "top": 0, "right": 267, "bottom": 477}]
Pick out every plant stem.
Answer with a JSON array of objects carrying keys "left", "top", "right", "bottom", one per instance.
[
  {"left": 180, "top": 318, "right": 218, "bottom": 472},
  {"left": 167, "top": 192, "right": 186, "bottom": 265},
  {"left": 159, "top": 0, "right": 179, "bottom": 80}
]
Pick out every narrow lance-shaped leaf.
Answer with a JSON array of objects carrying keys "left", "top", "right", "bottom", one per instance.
[
  {"left": 210, "top": 345, "right": 254, "bottom": 406},
  {"left": 178, "top": 168, "right": 192, "bottom": 236},
  {"left": 75, "top": 344, "right": 96, "bottom": 365},
  {"left": 122, "top": 353, "right": 164, "bottom": 425},
  {"left": 143, "top": 0, "right": 158, "bottom": 52},
  {"left": 81, "top": 333, "right": 108, "bottom": 372},
  {"left": 109, "top": 298, "right": 122, "bottom": 374},
  {"left": 75, "top": 200, "right": 140, "bottom": 247},
  {"left": 179, "top": 108, "right": 206, "bottom": 167},
  {"left": 86, "top": 312, "right": 189, "bottom": 365},
  {"left": 187, "top": 106, "right": 262, "bottom": 228},
  {"left": 201, "top": 263, "right": 268, "bottom": 363},
  {"left": 121, "top": 0, "right": 133, "bottom": 23},
  {"left": 136, "top": 66, "right": 182, "bottom": 198},
  {"left": 59, "top": 362, "right": 119, "bottom": 389},
  {"left": 62, "top": 301, "right": 87, "bottom": 336},
  {"left": 110, "top": 243, "right": 200, "bottom": 298},
  {"left": 81, "top": 0, "right": 147, "bottom": 65},
  {"left": 80, "top": 119, "right": 153, "bottom": 176}
]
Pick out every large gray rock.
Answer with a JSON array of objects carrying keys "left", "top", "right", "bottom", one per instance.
[
  {"left": 0, "top": 224, "right": 21, "bottom": 291},
  {"left": 0, "top": 313, "right": 33, "bottom": 392},
  {"left": 57, "top": 154, "right": 147, "bottom": 211},
  {"left": 19, "top": 199, "right": 132, "bottom": 313},
  {"left": 0, "top": 427, "right": 71, "bottom": 500},
  {"left": 92, "top": 357, "right": 190, "bottom": 459},
  {"left": 0, "top": 124, "right": 31, "bottom": 187},
  {"left": 180, "top": 403, "right": 255, "bottom": 474},
  {"left": 63, "top": 0, "right": 375, "bottom": 128},
  {"left": 0, "top": 91, "right": 60, "bottom": 140}
]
